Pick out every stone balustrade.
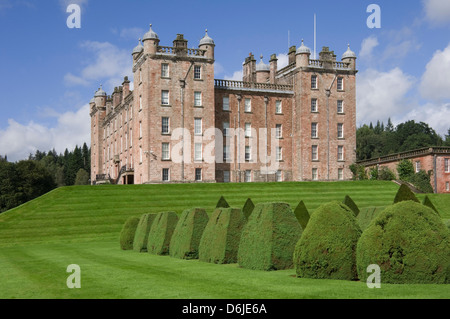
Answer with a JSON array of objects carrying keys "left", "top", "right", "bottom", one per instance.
[{"left": 214, "top": 79, "right": 293, "bottom": 92}]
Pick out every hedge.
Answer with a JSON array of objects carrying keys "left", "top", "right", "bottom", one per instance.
[
  {"left": 147, "top": 211, "right": 179, "bottom": 255},
  {"left": 294, "top": 201, "right": 362, "bottom": 281},
  {"left": 169, "top": 208, "right": 209, "bottom": 259},
  {"left": 119, "top": 216, "right": 140, "bottom": 250},
  {"left": 293, "top": 201, "right": 309, "bottom": 230},
  {"left": 343, "top": 195, "right": 360, "bottom": 217},
  {"left": 133, "top": 213, "right": 157, "bottom": 252},
  {"left": 422, "top": 196, "right": 440, "bottom": 216},
  {"left": 357, "top": 207, "right": 386, "bottom": 231},
  {"left": 199, "top": 207, "right": 246, "bottom": 264},
  {"left": 238, "top": 202, "right": 302, "bottom": 271},
  {"left": 393, "top": 184, "right": 419, "bottom": 204},
  {"left": 242, "top": 198, "right": 255, "bottom": 220},
  {"left": 216, "top": 196, "right": 230, "bottom": 208},
  {"left": 357, "top": 201, "right": 449, "bottom": 284}
]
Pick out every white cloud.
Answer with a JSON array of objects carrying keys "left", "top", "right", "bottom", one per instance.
[
  {"left": 276, "top": 53, "right": 289, "bottom": 70},
  {"left": 119, "top": 27, "right": 145, "bottom": 41},
  {"left": 359, "top": 36, "right": 379, "bottom": 59},
  {"left": 0, "top": 104, "right": 90, "bottom": 162},
  {"left": 420, "top": 44, "right": 450, "bottom": 101},
  {"left": 357, "top": 68, "right": 416, "bottom": 125},
  {"left": 423, "top": 0, "right": 450, "bottom": 25},
  {"left": 399, "top": 102, "right": 450, "bottom": 136},
  {"left": 224, "top": 70, "right": 243, "bottom": 81},
  {"left": 214, "top": 62, "right": 225, "bottom": 76}
]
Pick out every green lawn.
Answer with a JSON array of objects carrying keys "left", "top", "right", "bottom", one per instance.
[{"left": 0, "top": 181, "right": 449, "bottom": 299}]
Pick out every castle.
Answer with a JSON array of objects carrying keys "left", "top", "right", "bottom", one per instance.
[{"left": 90, "top": 25, "right": 357, "bottom": 184}]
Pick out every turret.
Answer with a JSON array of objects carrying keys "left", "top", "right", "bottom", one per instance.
[
  {"left": 142, "top": 24, "right": 159, "bottom": 55},
  {"left": 296, "top": 39, "right": 311, "bottom": 67},
  {"left": 341, "top": 44, "right": 357, "bottom": 70},
  {"left": 132, "top": 39, "right": 144, "bottom": 61},
  {"left": 199, "top": 29, "right": 215, "bottom": 60},
  {"left": 94, "top": 85, "right": 107, "bottom": 107},
  {"left": 255, "top": 55, "right": 270, "bottom": 83}
]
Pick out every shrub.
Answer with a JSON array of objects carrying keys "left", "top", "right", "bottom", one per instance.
[
  {"left": 350, "top": 164, "right": 367, "bottom": 180},
  {"left": 119, "top": 217, "right": 140, "bottom": 250},
  {"left": 147, "top": 211, "right": 179, "bottom": 255},
  {"left": 293, "top": 201, "right": 309, "bottom": 230},
  {"left": 242, "top": 198, "right": 255, "bottom": 220},
  {"left": 369, "top": 167, "right": 378, "bottom": 180},
  {"left": 238, "top": 202, "right": 302, "bottom": 271},
  {"left": 445, "top": 219, "right": 450, "bottom": 230},
  {"left": 357, "top": 201, "right": 449, "bottom": 284},
  {"left": 169, "top": 208, "right": 209, "bottom": 259},
  {"left": 393, "top": 184, "right": 420, "bottom": 204},
  {"left": 410, "top": 170, "right": 433, "bottom": 193},
  {"left": 343, "top": 195, "right": 360, "bottom": 217},
  {"left": 216, "top": 196, "right": 230, "bottom": 208},
  {"left": 133, "top": 213, "right": 157, "bottom": 252},
  {"left": 378, "top": 166, "right": 396, "bottom": 181},
  {"left": 422, "top": 196, "right": 440, "bottom": 216},
  {"left": 397, "top": 159, "right": 414, "bottom": 181},
  {"left": 294, "top": 202, "right": 362, "bottom": 281},
  {"left": 199, "top": 207, "right": 246, "bottom": 264},
  {"left": 357, "top": 207, "right": 386, "bottom": 231}
]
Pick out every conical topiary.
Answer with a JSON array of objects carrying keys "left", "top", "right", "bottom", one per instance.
[
  {"left": 147, "top": 211, "right": 179, "bottom": 255},
  {"left": 133, "top": 213, "right": 158, "bottom": 252},
  {"left": 343, "top": 195, "right": 360, "bottom": 217},
  {"left": 293, "top": 200, "right": 309, "bottom": 230},
  {"left": 119, "top": 216, "right": 140, "bottom": 250},
  {"left": 422, "top": 196, "right": 440, "bottom": 216},
  {"left": 242, "top": 198, "right": 255, "bottom": 220},
  {"left": 216, "top": 196, "right": 230, "bottom": 208},
  {"left": 393, "top": 184, "right": 420, "bottom": 204}
]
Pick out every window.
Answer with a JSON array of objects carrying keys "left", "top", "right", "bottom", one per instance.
[
  {"left": 245, "top": 146, "right": 251, "bottom": 161},
  {"left": 445, "top": 159, "right": 449, "bottom": 172},
  {"left": 311, "top": 98, "right": 318, "bottom": 112},
  {"left": 312, "top": 145, "right": 318, "bottom": 161},
  {"left": 130, "top": 129, "right": 133, "bottom": 147},
  {"left": 139, "top": 147, "right": 143, "bottom": 163},
  {"left": 162, "top": 168, "right": 170, "bottom": 182},
  {"left": 338, "top": 146, "right": 344, "bottom": 161},
  {"left": 125, "top": 132, "right": 128, "bottom": 149},
  {"left": 337, "top": 77, "right": 344, "bottom": 91},
  {"left": 276, "top": 147, "right": 283, "bottom": 162},
  {"left": 337, "top": 123, "right": 344, "bottom": 138},
  {"left": 337, "top": 100, "right": 344, "bottom": 114},
  {"left": 194, "top": 91, "right": 202, "bottom": 107},
  {"left": 162, "top": 117, "right": 170, "bottom": 134},
  {"left": 245, "top": 170, "right": 252, "bottom": 182},
  {"left": 223, "top": 96, "right": 230, "bottom": 111},
  {"left": 139, "top": 121, "right": 142, "bottom": 139},
  {"left": 311, "top": 75, "right": 318, "bottom": 89},
  {"left": 120, "top": 136, "right": 123, "bottom": 153},
  {"left": 338, "top": 168, "right": 344, "bottom": 181},
  {"left": 245, "top": 98, "right": 251, "bottom": 113},
  {"left": 139, "top": 69, "right": 142, "bottom": 83},
  {"left": 276, "top": 124, "right": 282, "bottom": 139},
  {"left": 311, "top": 123, "right": 318, "bottom": 138},
  {"left": 195, "top": 168, "right": 202, "bottom": 181},
  {"left": 223, "top": 145, "right": 230, "bottom": 162},
  {"left": 276, "top": 100, "right": 282, "bottom": 114},
  {"left": 194, "top": 118, "right": 202, "bottom": 135},
  {"left": 194, "top": 143, "right": 202, "bottom": 161},
  {"left": 161, "top": 63, "right": 169, "bottom": 78},
  {"left": 276, "top": 170, "right": 283, "bottom": 182},
  {"left": 129, "top": 106, "right": 133, "bottom": 119},
  {"left": 415, "top": 161, "right": 421, "bottom": 173},
  {"left": 223, "top": 171, "right": 230, "bottom": 183},
  {"left": 139, "top": 96, "right": 142, "bottom": 111},
  {"left": 194, "top": 65, "right": 201, "bottom": 79},
  {"left": 446, "top": 182, "right": 450, "bottom": 192},
  {"left": 312, "top": 168, "right": 318, "bottom": 181},
  {"left": 245, "top": 123, "right": 252, "bottom": 137},
  {"left": 162, "top": 143, "right": 170, "bottom": 160},
  {"left": 161, "top": 90, "right": 169, "bottom": 105},
  {"left": 223, "top": 121, "right": 230, "bottom": 137}
]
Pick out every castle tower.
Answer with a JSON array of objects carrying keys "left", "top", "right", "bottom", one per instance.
[
  {"left": 198, "top": 29, "right": 215, "bottom": 60},
  {"left": 255, "top": 55, "right": 270, "bottom": 83},
  {"left": 142, "top": 24, "right": 159, "bottom": 55}
]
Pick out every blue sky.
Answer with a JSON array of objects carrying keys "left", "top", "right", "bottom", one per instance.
[{"left": 1, "top": 0, "right": 450, "bottom": 161}]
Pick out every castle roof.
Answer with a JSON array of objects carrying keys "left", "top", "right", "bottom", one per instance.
[
  {"left": 132, "top": 39, "right": 144, "bottom": 55},
  {"left": 142, "top": 24, "right": 159, "bottom": 41},
  {"left": 199, "top": 29, "right": 214, "bottom": 46},
  {"left": 94, "top": 86, "right": 106, "bottom": 97},
  {"left": 256, "top": 55, "right": 270, "bottom": 72},
  {"left": 296, "top": 40, "right": 311, "bottom": 54},
  {"left": 342, "top": 44, "right": 356, "bottom": 59}
]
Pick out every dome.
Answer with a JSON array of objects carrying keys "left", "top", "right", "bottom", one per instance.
[
  {"left": 90, "top": 98, "right": 95, "bottom": 104},
  {"left": 199, "top": 29, "right": 214, "bottom": 46},
  {"left": 342, "top": 44, "right": 356, "bottom": 59},
  {"left": 132, "top": 39, "right": 144, "bottom": 55},
  {"left": 142, "top": 24, "right": 159, "bottom": 41},
  {"left": 94, "top": 86, "right": 107, "bottom": 97},
  {"left": 256, "top": 55, "right": 270, "bottom": 72},
  {"left": 296, "top": 39, "right": 311, "bottom": 54}
]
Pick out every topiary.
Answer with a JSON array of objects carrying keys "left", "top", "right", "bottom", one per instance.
[
  {"left": 343, "top": 195, "right": 360, "bottom": 217},
  {"left": 216, "top": 196, "right": 230, "bottom": 208},
  {"left": 199, "top": 207, "right": 246, "bottom": 264},
  {"left": 393, "top": 184, "right": 420, "bottom": 204},
  {"left": 133, "top": 213, "right": 157, "bottom": 252},
  {"left": 357, "top": 201, "right": 450, "bottom": 284},
  {"left": 169, "top": 208, "right": 209, "bottom": 259},
  {"left": 293, "top": 200, "right": 309, "bottom": 230},
  {"left": 119, "top": 216, "right": 140, "bottom": 250},
  {"left": 294, "top": 202, "right": 362, "bottom": 281},
  {"left": 422, "top": 196, "right": 440, "bottom": 216},
  {"left": 238, "top": 202, "right": 302, "bottom": 271},
  {"left": 357, "top": 206, "right": 386, "bottom": 231},
  {"left": 147, "top": 211, "right": 179, "bottom": 255},
  {"left": 242, "top": 198, "right": 255, "bottom": 220}
]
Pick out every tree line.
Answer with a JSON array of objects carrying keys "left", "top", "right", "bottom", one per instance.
[{"left": 0, "top": 143, "right": 90, "bottom": 213}]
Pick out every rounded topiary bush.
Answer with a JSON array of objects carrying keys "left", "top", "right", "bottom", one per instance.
[
  {"left": 169, "top": 208, "right": 209, "bottom": 259},
  {"left": 238, "top": 202, "right": 302, "bottom": 271},
  {"left": 147, "top": 211, "right": 179, "bottom": 255},
  {"left": 199, "top": 207, "right": 246, "bottom": 264},
  {"left": 133, "top": 213, "right": 158, "bottom": 252},
  {"left": 294, "top": 201, "right": 362, "bottom": 281},
  {"left": 357, "top": 201, "right": 450, "bottom": 284},
  {"left": 119, "top": 216, "right": 140, "bottom": 250}
]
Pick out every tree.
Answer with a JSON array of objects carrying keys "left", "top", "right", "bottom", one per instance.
[
  {"left": 397, "top": 159, "right": 414, "bottom": 181},
  {"left": 15, "top": 160, "right": 56, "bottom": 202},
  {"left": 74, "top": 168, "right": 90, "bottom": 185}
]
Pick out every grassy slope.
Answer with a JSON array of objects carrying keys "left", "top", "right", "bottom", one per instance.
[{"left": 0, "top": 181, "right": 449, "bottom": 299}]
